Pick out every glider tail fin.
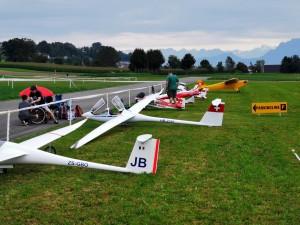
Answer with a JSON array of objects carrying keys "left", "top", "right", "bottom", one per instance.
[
  {"left": 126, "top": 134, "right": 160, "bottom": 174},
  {"left": 199, "top": 98, "right": 225, "bottom": 126}
]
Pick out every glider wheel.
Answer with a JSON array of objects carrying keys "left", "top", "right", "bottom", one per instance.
[
  {"left": 0, "top": 168, "right": 8, "bottom": 174},
  {"left": 45, "top": 146, "right": 56, "bottom": 154}
]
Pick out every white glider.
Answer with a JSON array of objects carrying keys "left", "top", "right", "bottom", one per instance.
[
  {"left": 0, "top": 119, "right": 160, "bottom": 175},
  {"left": 71, "top": 90, "right": 225, "bottom": 149}
]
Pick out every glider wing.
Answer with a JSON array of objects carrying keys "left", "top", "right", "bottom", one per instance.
[
  {"left": 71, "top": 111, "right": 135, "bottom": 149},
  {"left": 129, "top": 89, "right": 163, "bottom": 113},
  {"left": 19, "top": 119, "right": 88, "bottom": 149}
]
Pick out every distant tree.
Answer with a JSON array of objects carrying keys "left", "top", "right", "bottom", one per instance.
[
  {"left": 289, "top": 55, "right": 300, "bottom": 73},
  {"left": 37, "top": 40, "right": 51, "bottom": 55},
  {"left": 49, "top": 42, "right": 65, "bottom": 57},
  {"left": 280, "top": 56, "right": 291, "bottom": 73},
  {"left": 129, "top": 48, "right": 147, "bottom": 72},
  {"left": 250, "top": 60, "right": 265, "bottom": 73},
  {"left": 181, "top": 53, "right": 196, "bottom": 74},
  {"left": 225, "top": 56, "right": 235, "bottom": 72},
  {"left": 168, "top": 55, "right": 181, "bottom": 69},
  {"left": 2, "top": 38, "right": 36, "bottom": 62},
  {"left": 119, "top": 51, "right": 131, "bottom": 62},
  {"left": 255, "top": 60, "right": 265, "bottom": 73},
  {"left": 53, "top": 57, "right": 64, "bottom": 65},
  {"left": 65, "top": 56, "right": 82, "bottom": 66},
  {"left": 63, "top": 42, "right": 78, "bottom": 57},
  {"left": 89, "top": 42, "right": 102, "bottom": 58},
  {"left": 0, "top": 42, "right": 2, "bottom": 61},
  {"left": 33, "top": 54, "right": 48, "bottom": 63},
  {"left": 199, "top": 59, "right": 213, "bottom": 72},
  {"left": 147, "top": 49, "right": 165, "bottom": 74},
  {"left": 93, "top": 46, "right": 120, "bottom": 67},
  {"left": 280, "top": 55, "right": 300, "bottom": 73},
  {"left": 82, "top": 56, "right": 91, "bottom": 66},
  {"left": 236, "top": 62, "right": 249, "bottom": 73},
  {"left": 216, "top": 61, "right": 225, "bottom": 73}
]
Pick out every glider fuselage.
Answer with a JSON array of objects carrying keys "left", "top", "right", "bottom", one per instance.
[{"left": 84, "top": 110, "right": 203, "bottom": 126}]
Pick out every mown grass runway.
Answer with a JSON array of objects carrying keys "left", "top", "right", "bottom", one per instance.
[{"left": 0, "top": 81, "right": 299, "bottom": 224}]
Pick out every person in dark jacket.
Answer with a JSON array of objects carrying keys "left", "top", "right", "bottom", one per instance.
[{"left": 18, "top": 95, "right": 38, "bottom": 125}]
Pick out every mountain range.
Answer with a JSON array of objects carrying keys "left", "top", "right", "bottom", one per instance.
[{"left": 159, "top": 38, "right": 300, "bottom": 66}]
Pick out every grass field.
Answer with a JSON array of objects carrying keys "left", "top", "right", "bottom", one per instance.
[{"left": 0, "top": 80, "right": 299, "bottom": 224}]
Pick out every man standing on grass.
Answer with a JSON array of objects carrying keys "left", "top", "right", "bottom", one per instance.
[{"left": 166, "top": 71, "right": 179, "bottom": 104}]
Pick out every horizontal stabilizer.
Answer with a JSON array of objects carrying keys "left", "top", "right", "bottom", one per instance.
[
  {"left": 199, "top": 99, "right": 225, "bottom": 126},
  {"left": 0, "top": 142, "right": 28, "bottom": 162},
  {"left": 185, "top": 96, "right": 195, "bottom": 104}
]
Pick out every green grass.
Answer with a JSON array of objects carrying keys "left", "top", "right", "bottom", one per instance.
[{"left": 0, "top": 81, "right": 299, "bottom": 224}]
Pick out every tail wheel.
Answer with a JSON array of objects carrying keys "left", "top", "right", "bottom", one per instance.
[
  {"left": 31, "top": 108, "right": 46, "bottom": 124},
  {"left": 44, "top": 146, "right": 56, "bottom": 154}
]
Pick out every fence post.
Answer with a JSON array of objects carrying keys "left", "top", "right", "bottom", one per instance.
[
  {"left": 12, "top": 81, "right": 14, "bottom": 89},
  {"left": 106, "top": 93, "right": 109, "bottom": 109},
  {"left": 128, "top": 90, "right": 131, "bottom": 107},
  {"left": 69, "top": 79, "right": 72, "bottom": 88},
  {"left": 69, "top": 99, "right": 72, "bottom": 125},
  {"left": 7, "top": 112, "right": 10, "bottom": 141}
]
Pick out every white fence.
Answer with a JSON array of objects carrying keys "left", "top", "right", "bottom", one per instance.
[
  {"left": 1, "top": 76, "right": 140, "bottom": 89},
  {"left": 0, "top": 83, "right": 164, "bottom": 141}
]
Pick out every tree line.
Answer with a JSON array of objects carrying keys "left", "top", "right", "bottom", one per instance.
[
  {"left": 0, "top": 38, "right": 299, "bottom": 74},
  {"left": 0, "top": 38, "right": 128, "bottom": 67}
]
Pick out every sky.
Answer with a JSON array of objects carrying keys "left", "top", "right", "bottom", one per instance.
[{"left": 0, "top": 0, "right": 300, "bottom": 51}]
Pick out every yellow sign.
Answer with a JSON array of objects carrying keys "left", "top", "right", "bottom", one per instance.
[{"left": 252, "top": 102, "right": 287, "bottom": 114}]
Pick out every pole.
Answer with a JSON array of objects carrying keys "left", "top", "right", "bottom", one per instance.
[
  {"left": 128, "top": 90, "right": 131, "bottom": 107},
  {"left": 69, "top": 99, "right": 72, "bottom": 126},
  {"left": 7, "top": 112, "right": 10, "bottom": 141},
  {"left": 106, "top": 93, "right": 109, "bottom": 109}
]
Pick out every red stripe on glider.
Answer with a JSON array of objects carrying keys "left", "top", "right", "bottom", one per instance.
[{"left": 152, "top": 139, "right": 160, "bottom": 174}]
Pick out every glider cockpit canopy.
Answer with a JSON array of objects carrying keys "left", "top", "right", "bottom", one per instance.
[{"left": 90, "top": 98, "right": 106, "bottom": 114}]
